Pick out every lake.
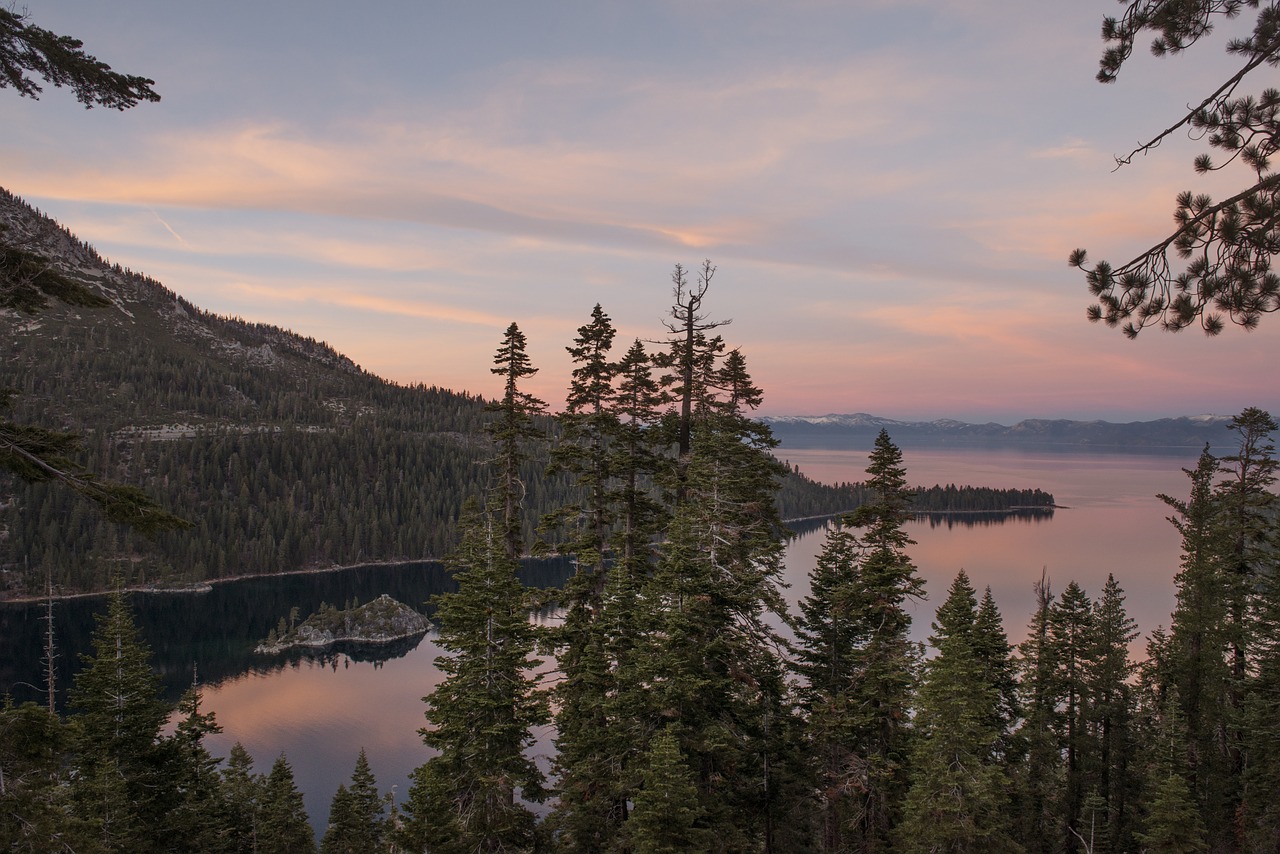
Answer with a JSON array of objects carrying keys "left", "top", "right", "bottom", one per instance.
[{"left": 0, "top": 444, "right": 1200, "bottom": 833}]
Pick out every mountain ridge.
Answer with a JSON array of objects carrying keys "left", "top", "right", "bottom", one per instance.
[
  {"left": 0, "top": 188, "right": 886, "bottom": 595},
  {"left": 760, "top": 411, "right": 1238, "bottom": 451}
]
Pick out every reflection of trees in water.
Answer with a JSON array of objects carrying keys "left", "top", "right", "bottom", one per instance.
[
  {"left": 786, "top": 508, "right": 1053, "bottom": 539},
  {"left": 246, "top": 634, "right": 429, "bottom": 678},
  {"left": 0, "top": 556, "right": 573, "bottom": 710},
  {"left": 916, "top": 508, "right": 1055, "bottom": 530}
]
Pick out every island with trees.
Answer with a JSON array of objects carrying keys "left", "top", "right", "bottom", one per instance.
[{"left": 254, "top": 594, "right": 430, "bottom": 655}]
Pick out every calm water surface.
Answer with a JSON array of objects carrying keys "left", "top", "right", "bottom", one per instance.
[{"left": 0, "top": 446, "right": 1201, "bottom": 831}]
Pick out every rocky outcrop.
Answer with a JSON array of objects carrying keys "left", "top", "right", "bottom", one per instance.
[{"left": 255, "top": 594, "right": 430, "bottom": 654}]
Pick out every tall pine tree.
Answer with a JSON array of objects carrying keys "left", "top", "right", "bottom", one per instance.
[
  {"left": 897, "top": 570, "right": 1019, "bottom": 854},
  {"left": 795, "top": 430, "right": 922, "bottom": 854}
]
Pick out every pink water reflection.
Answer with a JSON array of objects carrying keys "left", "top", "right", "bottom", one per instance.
[
  {"left": 779, "top": 447, "right": 1197, "bottom": 648},
  {"left": 197, "top": 446, "right": 1200, "bottom": 831}
]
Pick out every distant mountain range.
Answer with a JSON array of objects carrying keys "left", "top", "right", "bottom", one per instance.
[{"left": 761, "top": 412, "right": 1238, "bottom": 452}]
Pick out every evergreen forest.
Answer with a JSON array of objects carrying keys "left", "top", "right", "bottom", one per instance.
[
  {"left": 2, "top": 247, "right": 1278, "bottom": 852},
  {"left": 4, "top": 4, "right": 1280, "bottom": 851},
  {"left": 0, "top": 190, "right": 1046, "bottom": 597}
]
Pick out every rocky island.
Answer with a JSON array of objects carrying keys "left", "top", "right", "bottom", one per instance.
[{"left": 255, "top": 594, "right": 431, "bottom": 655}]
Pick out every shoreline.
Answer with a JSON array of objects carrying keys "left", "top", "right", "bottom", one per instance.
[
  {"left": 2, "top": 505, "right": 1062, "bottom": 605},
  {"left": 0, "top": 557, "right": 441, "bottom": 605}
]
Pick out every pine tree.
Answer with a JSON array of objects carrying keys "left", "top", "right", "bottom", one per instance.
[
  {"left": 1013, "top": 574, "right": 1063, "bottom": 854},
  {"left": 1086, "top": 575, "right": 1140, "bottom": 852},
  {"left": 1138, "top": 772, "right": 1210, "bottom": 854},
  {"left": 321, "top": 749, "right": 383, "bottom": 854},
  {"left": 1243, "top": 558, "right": 1280, "bottom": 849},
  {"left": 258, "top": 754, "right": 315, "bottom": 854},
  {"left": 843, "top": 429, "right": 923, "bottom": 853},
  {"left": 654, "top": 260, "right": 729, "bottom": 501},
  {"left": 897, "top": 571, "right": 1019, "bottom": 854},
  {"left": 67, "top": 588, "right": 174, "bottom": 852},
  {"left": 1236, "top": 412, "right": 1280, "bottom": 848},
  {"left": 220, "top": 742, "right": 262, "bottom": 854},
  {"left": 973, "top": 586, "right": 1020, "bottom": 761},
  {"left": 1214, "top": 407, "right": 1278, "bottom": 813},
  {"left": 631, "top": 349, "right": 794, "bottom": 849},
  {"left": 795, "top": 430, "right": 922, "bottom": 853},
  {"left": 165, "top": 685, "right": 232, "bottom": 853},
  {"left": 624, "top": 726, "right": 713, "bottom": 854},
  {"left": 487, "top": 321, "right": 546, "bottom": 561},
  {"left": 793, "top": 519, "right": 866, "bottom": 853},
  {"left": 609, "top": 338, "right": 664, "bottom": 573},
  {"left": 402, "top": 499, "right": 548, "bottom": 854},
  {"left": 1136, "top": 698, "right": 1209, "bottom": 854},
  {"left": 0, "top": 699, "right": 85, "bottom": 853},
  {"left": 544, "top": 305, "right": 624, "bottom": 852},
  {"left": 1052, "top": 581, "right": 1094, "bottom": 851}
]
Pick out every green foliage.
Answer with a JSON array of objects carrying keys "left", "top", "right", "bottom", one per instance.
[
  {"left": 1074, "top": 1, "right": 1280, "bottom": 336},
  {"left": 67, "top": 590, "right": 173, "bottom": 851},
  {"left": 404, "top": 499, "right": 548, "bottom": 853},
  {"left": 320, "top": 750, "right": 384, "bottom": 854},
  {"left": 0, "top": 699, "right": 83, "bottom": 853},
  {"left": 624, "top": 726, "right": 713, "bottom": 853},
  {"left": 1137, "top": 771, "right": 1210, "bottom": 854},
  {"left": 220, "top": 743, "right": 264, "bottom": 854},
  {"left": 794, "top": 430, "right": 924, "bottom": 853},
  {"left": 897, "top": 571, "right": 1020, "bottom": 854},
  {"left": 488, "top": 321, "right": 546, "bottom": 562},
  {"left": 259, "top": 754, "right": 316, "bottom": 854},
  {"left": 0, "top": 8, "right": 160, "bottom": 108}
]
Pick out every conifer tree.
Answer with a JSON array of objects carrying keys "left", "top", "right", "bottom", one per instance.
[
  {"left": 67, "top": 588, "right": 174, "bottom": 852},
  {"left": 609, "top": 338, "right": 664, "bottom": 574},
  {"left": 1214, "top": 408, "right": 1277, "bottom": 800},
  {"left": 897, "top": 571, "right": 1019, "bottom": 854},
  {"left": 545, "top": 303, "right": 619, "bottom": 575},
  {"left": 1136, "top": 698, "right": 1209, "bottom": 854},
  {"left": 543, "top": 305, "right": 626, "bottom": 851},
  {"left": 616, "top": 339, "right": 794, "bottom": 848},
  {"left": 654, "top": 260, "right": 729, "bottom": 501},
  {"left": 624, "top": 726, "right": 713, "bottom": 854},
  {"left": 793, "top": 519, "right": 865, "bottom": 852},
  {"left": 1013, "top": 574, "right": 1063, "bottom": 854},
  {"left": 843, "top": 429, "right": 923, "bottom": 853},
  {"left": 165, "top": 685, "right": 232, "bottom": 853},
  {"left": 0, "top": 699, "right": 84, "bottom": 853},
  {"left": 1234, "top": 411, "right": 1280, "bottom": 847},
  {"left": 1243, "top": 559, "right": 1280, "bottom": 849},
  {"left": 1086, "top": 574, "right": 1140, "bottom": 851},
  {"left": 404, "top": 325, "right": 549, "bottom": 853},
  {"left": 795, "top": 430, "right": 922, "bottom": 853},
  {"left": 258, "top": 754, "right": 315, "bottom": 854},
  {"left": 487, "top": 321, "right": 546, "bottom": 561},
  {"left": 974, "top": 586, "right": 1020, "bottom": 760},
  {"left": 402, "top": 498, "right": 548, "bottom": 854},
  {"left": 321, "top": 750, "right": 384, "bottom": 854},
  {"left": 1052, "top": 581, "right": 1094, "bottom": 851},
  {"left": 1159, "top": 447, "right": 1235, "bottom": 838},
  {"left": 220, "top": 742, "right": 263, "bottom": 854}
]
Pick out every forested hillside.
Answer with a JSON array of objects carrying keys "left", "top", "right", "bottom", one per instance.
[
  {"left": 0, "top": 188, "right": 512, "bottom": 594},
  {"left": 1, "top": 191, "right": 1048, "bottom": 596}
]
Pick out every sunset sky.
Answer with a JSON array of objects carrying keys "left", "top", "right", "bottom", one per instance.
[{"left": 4, "top": 1, "right": 1276, "bottom": 423}]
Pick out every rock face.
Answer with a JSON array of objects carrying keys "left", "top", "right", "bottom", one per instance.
[{"left": 255, "top": 594, "right": 430, "bottom": 654}]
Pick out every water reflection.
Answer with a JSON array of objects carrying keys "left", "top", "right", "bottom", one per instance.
[
  {"left": 0, "top": 446, "right": 1201, "bottom": 834},
  {"left": 0, "top": 557, "right": 572, "bottom": 711}
]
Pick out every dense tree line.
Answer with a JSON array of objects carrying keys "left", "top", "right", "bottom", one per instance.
[
  {"left": 1, "top": 200, "right": 1049, "bottom": 595},
  {"left": 2, "top": 261, "right": 1276, "bottom": 851}
]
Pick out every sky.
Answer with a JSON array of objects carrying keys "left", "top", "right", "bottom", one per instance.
[{"left": 3, "top": 0, "right": 1276, "bottom": 423}]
